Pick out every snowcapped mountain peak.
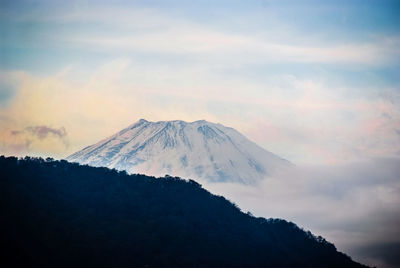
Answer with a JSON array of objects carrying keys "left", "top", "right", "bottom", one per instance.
[{"left": 67, "top": 119, "right": 291, "bottom": 184}]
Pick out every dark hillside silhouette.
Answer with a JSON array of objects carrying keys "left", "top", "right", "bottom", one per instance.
[{"left": 0, "top": 156, "right": 367, "bottom": 267}]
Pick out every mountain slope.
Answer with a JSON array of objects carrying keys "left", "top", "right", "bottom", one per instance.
[
  {"left": 67, "top": 119, "right": 291, "bottom": 184},
  {"left": 0, "top": 156, "right": 367, "bottom": 267}
]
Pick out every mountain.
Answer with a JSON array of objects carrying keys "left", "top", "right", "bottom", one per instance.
[
  {"left": 0, "top": 156, "right": 367, "bottom": 267},
  {"left": 67, "top": 119, "right": 291, "bottom": 184}
]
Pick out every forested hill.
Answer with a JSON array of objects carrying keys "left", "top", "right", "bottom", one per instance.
[{"left": 0, "top": 156, "right": 367, "bottom": 268}]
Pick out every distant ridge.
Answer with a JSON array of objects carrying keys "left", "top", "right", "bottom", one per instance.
[{"left": 67, "top": 119, "right": 291, "bottom": 184}]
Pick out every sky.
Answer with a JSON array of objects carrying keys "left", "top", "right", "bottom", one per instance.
[{"left": 1, "top": 0, "right": 400, "bottom": 267}]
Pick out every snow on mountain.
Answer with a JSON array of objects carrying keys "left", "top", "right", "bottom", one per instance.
[{"left": 67, "top": 119, "right": 291, "bottom": 184}]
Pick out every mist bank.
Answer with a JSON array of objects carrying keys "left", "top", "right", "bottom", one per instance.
[{"left": 202, "top": 157, "right": 400, "bottom": 268}]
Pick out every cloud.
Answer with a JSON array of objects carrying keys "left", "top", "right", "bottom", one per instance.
[
  {"left": 5, "top": 4, "right": 399, "bottom": 66},
  {"left": 10, "top": 125, "right": 67, "bottom": 144},
  {"left": 23, "top": 125, "right": 67, "bottom": 140},
  {"left": 201, "top": 158, "right": 400, "bottom": 268},
  {"left": 352, "top": 242, "right": 400, "bottom": 268},
  {"left": 1, "top": 125, "right": 69, "bottom": 157},
  {"left": 67, "top": 20, "right": 400, "bottom": 66}
]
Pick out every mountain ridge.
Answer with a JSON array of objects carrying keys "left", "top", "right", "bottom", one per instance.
[{"left": 67, "top": 119, "right": 291, "bottom": 184}]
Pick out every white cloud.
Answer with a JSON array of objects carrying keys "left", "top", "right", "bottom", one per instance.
[
  {"left": 18, "top": 4, "right": 399, "bottom": 66},
  {"left": 68, "top": 26, "right": 400, "bottom": 65},
  {"left": 201, "top": 158, "right": 400, "bottom": 268}
]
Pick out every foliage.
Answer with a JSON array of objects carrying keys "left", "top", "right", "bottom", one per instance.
[{"left": 0, "top": 156, "right": 367, "bottom": 267}]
